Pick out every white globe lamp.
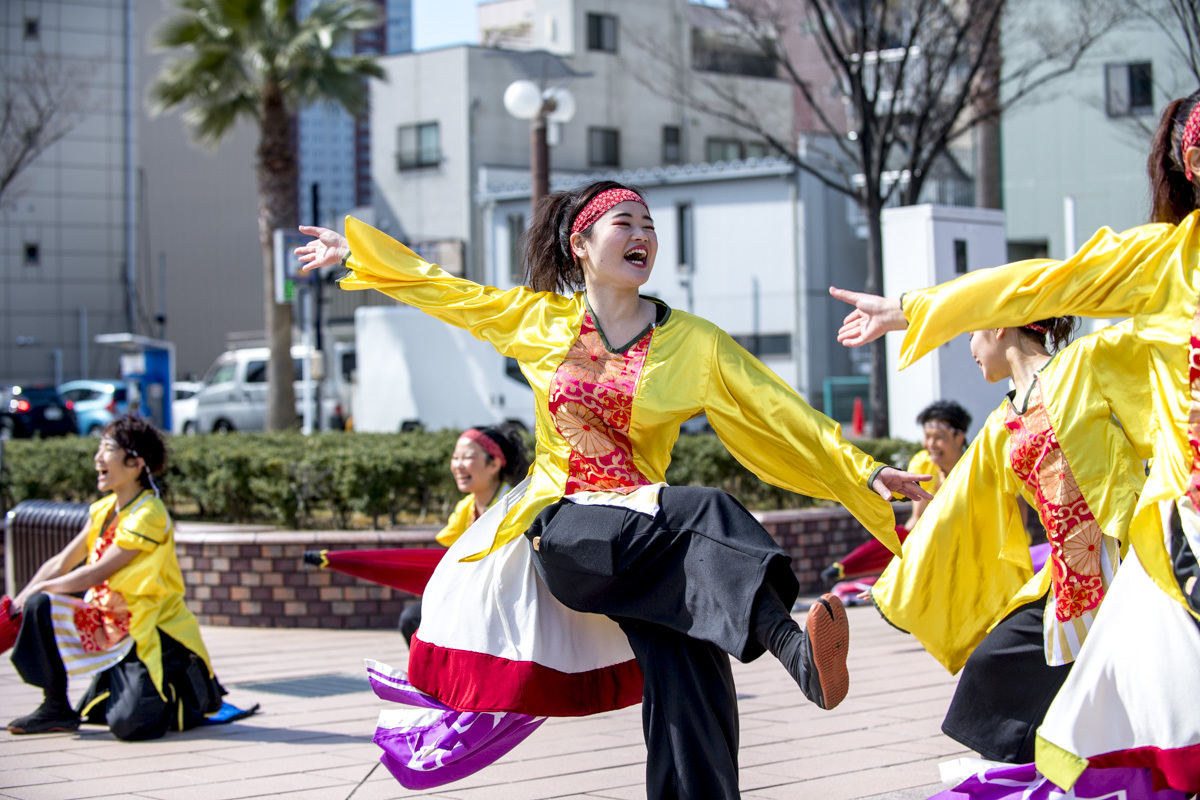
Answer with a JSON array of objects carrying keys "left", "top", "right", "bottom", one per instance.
[{"left": 503, "top": 80, "right": 543, "bottom": 121}]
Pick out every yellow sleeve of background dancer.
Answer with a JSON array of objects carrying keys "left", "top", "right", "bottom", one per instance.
[
  {"left": 898, "top": 220, "right": 1187, "bottom": 368},
  {"left": 871, "top": 406, "right": 1033, "bottom": 674},
  {"left": 704, "top": 330, "right": 900, "bottom": 555},
  {"left": 436, "top": 495, "right": 476, "bottom": 548}
]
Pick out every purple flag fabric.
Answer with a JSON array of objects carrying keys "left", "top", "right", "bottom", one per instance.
[
  {"left": 931, "top": 760, "right": 1186, "bottom": 800},
  {"left": 366, "top": 659, "right": 546, "bottom": 790}
]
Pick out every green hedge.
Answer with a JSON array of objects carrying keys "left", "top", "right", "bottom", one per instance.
[{"left": 0, "top": 432, "right": 918, "bottom": 528}]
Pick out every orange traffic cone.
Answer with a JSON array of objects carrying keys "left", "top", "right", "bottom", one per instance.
[{"left": 851, "top": 397, "right": 865, "bottom": 436}]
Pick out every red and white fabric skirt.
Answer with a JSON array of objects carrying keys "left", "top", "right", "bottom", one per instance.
[
  {"left": 405, "top": 478, "right": 643, "bottom": 717},
  {"left": 1035, "top": 537, "right": 1200, "bottom": 793}
]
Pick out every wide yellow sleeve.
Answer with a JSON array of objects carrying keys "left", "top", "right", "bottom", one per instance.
[
  {"left": 339, "top": 217, "right": 557, "bottom": 359},
  {"left": 1086, "top": 320, "right": 1155, "bottom": 461},
  {"left": 704, "top": 331, "right": 899, "bottom": 553},
  {"left": 899, "top": 220, "right": 1185, "bottom": 368},
  {"left": 435, "top": 495, "right": 476, "bottom": 548},
  {"left": 871, "top": 407, "right": 1034, "bottom": 673}
]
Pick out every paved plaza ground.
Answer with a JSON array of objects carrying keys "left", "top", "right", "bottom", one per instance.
[{"left": 1, "top": 602, "right": 971, "bottom": 800}]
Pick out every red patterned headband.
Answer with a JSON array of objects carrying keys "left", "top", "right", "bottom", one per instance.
[
  {"left": 461, "top": 429, "right": 505, "bottom": 467},
  {"left": 1183, "top": 102, "right": 1200, "bottom": 181},
  {"left": 570, "top": 188, "right": 647, "bottom": 237},
  {"left": 1023, "top": 322, "right": 1048, "bottom": 334}
]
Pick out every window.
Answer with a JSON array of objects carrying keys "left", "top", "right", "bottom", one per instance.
[
  {"left": 731, "top": 333, "right": 792, "bottom": 359},
  {"left": 705, "top": 138, "right": 769, "bottom": 163},
  {"left": 396, "top": 121, "right": 440, "bottom": 170},
  {"left": 24, "top": 18, "right": 39, "bottom": 40},
  {"left": 588, "top": 127, "right": 620, "bottom": 168},
  {"left": 744, "top": 141, "right": 769, "bottom": 159},
  {"left": 23, "top": 243, "right": 39, "bottom": 266},
  {"left": 1105, "top": 62, "right": 1153, "bottom": 117},
  {"left": 663, "top": 126, "right": 682, "bottom": 164},
  {"left": 507, "top": 213, "right": 526, "bottom": 283},
  {"left": 246, "top": 361, "right": 267, "bottom": 383},
  {"left": 954, "top": 239, "right": 968, "bottom": 274},
  {"left": 587, "top": 13, "right": 618, "bottom": 53},
  {"left": 705, "top": 137, "right": 742, "bottom": 163},
  {"left": 677, "top": 203, "right": 693, "bottom": 271},
  {"left": 205, "top": 362, "right": 236, "bottom": 386}
]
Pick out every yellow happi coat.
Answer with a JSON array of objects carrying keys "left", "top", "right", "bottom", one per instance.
[
  {"left": 873, "top": 322, "right": 1152, "bottom": 673},
  {"left": 341, "top": 217, "right": 901, "bottom": 559},
  {"left": 83, "top": 492, "right": 214, "bottom": 698},
  {"left": 896, "top": 213, "right": 1200, "bottom": 617},
  {"left": 435, "top": 486, "right": 509, "bottom": 548}
]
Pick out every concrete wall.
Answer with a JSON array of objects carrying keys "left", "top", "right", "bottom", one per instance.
[
  {"left": 0, "top": 0, "right": 130, "bottom": 385},
  {"left": 135, "top": 0, "right": 265, "bottom": 381}
]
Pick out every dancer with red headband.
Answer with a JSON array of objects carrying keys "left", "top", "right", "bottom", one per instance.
[
  {"left": 397, "top": 425, "right": 527, "bottom": 646},
  {"left": 831, "top": 91, "right": 1200, "bottom": 794},
  {"left": 297, "top": 180, "right": 932, "bottom": 797}
]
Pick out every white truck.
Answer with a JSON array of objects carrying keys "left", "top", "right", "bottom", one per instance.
[{"left": 352, "top": 305, "right": 536, "bottom": 433}]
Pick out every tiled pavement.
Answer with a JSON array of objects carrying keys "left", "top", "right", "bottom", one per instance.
[{"left": 0, "top": 603, "right": 971, "bottom": 800}]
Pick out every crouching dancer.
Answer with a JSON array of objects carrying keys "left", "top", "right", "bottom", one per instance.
[{"left": 7, "top": 415, "right": 225, "bottom": 739}]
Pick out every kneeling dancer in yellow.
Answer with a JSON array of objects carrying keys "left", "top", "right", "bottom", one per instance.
[{"left": 7, "top": 416, "right": 225, "bottom": 740}]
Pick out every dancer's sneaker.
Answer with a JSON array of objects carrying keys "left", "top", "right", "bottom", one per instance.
[
  {"left": 7, "top": 700, "right": 80, "bottom": 734},
  {"left": 803, "top": 593, "right": 850, "bottom": 710}
]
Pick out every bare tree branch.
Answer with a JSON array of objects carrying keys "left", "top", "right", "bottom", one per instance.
[{"left": 0, "top": 50, "right": 91, "bottom": 204}]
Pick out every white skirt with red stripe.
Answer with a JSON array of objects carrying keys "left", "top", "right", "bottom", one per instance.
[
  {"left": 405, "top": 478, "right": 643, "bottom": 717},
  {"left": 1035, "top": 541, "right": 1200, "bottom": 792}
]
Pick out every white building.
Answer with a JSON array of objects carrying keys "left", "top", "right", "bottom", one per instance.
[
  {"left": 367, "top": 0, "right": 795, "bottom": 283},
  {"left": 1000, "top": 9, "right": 1195, "bottom": 262}
]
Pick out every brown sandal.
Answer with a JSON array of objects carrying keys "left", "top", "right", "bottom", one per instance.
[{"left": 805, "top": 593, "right": 850, "bottom": 710}]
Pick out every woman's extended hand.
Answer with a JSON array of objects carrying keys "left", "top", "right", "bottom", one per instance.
[
  {"left": 829, "top": 287, "right": 908, "bottom": 347},
  {"left": 296, "top": 225, "right": 350, "bottom": 272},
  {"left": 872, "top": 467, "right": 934, "bottom": 502}
]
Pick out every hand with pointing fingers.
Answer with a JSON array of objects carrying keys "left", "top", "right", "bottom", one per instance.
[
  {"left": 829, "top": 286, "right": 908, "bottom": 347},
  {"left": 295, "top": 225, "right": 350, "bottom": 272}
]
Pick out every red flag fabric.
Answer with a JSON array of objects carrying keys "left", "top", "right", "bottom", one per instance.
[
  {"left": 0, "top": 596, "right": 21, "bottom": 655},
  {"left": 829, "top": 526, "right": 910, "bottom": 580},
  {"left": 305, "top": 549, "right": 447, "bottom": 595}
]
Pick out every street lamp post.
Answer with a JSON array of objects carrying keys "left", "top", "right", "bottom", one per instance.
[{"left": 503, "top": 80, "right": 575, "bottom": 210}]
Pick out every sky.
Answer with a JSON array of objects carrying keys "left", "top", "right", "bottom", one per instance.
[{"left": 412, "top": 0, "right": 483, "bottom": 51}]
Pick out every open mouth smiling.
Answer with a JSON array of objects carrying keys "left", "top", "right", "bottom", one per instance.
[{"left": 625, "top": 247, "right": 648, "bottom": 266}]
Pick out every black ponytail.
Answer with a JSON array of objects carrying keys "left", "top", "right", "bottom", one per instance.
[
  {"left": 1016, "top": 316, "right": 1078, "bottom": 352},
  {"left": 1149, "top": 91, "right": 1200, "bottom": 224}
]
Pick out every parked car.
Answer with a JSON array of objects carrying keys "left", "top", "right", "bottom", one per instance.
[
  {"left": 171, "top": 381, "right": 203, "bottom": 435},
  {"left": 57, "top": 379, "right": 132, "bottom": 436},
  {"left": 194, "top": 346, "right": 336, "bottom": 433},
  {"left": 1, "top": 385, "right": 78, "bottom": 440}
]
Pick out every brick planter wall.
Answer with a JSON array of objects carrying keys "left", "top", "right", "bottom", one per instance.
[
  {"left": 171, "top": 504, "right": 901, "bottom": 628},
  {"left": 754, "top": 505, "right": 900, "bottom": 594},
  {"left": 175, "top": 525, "right": 441, "bottom": 629}
]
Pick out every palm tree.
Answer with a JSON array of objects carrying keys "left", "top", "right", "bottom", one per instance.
[{"left": 150, "top": 0, "right": 385, "bottom": 430}]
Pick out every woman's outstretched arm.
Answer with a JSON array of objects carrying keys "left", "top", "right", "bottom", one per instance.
[{"left": 831, "top": 217, "right": 1194, "bottom": 367}]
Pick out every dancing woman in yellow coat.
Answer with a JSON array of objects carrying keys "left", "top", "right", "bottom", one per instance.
[
  {"left": 871, "top": 319, "right": 1152, "bottom": 768},
  {"left": 832, "top": 90, "right": 1200, "bottom": 792},
  {"left": 297, "top": 180, "right": 932, "bottom": 798}
]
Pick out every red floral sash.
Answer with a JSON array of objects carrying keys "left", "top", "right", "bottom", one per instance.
[
  {"left": 1005, "top": 383, "right": 1106, "bottom": 622},
  {"left": 549, "top": 311, "right": 653, "bottom": 494},
  {"left": 1187, "top": 307, "right": 1200, "bottom": 508},
  {"left": 74, "top": 511, "right": 132, "bottom": 653}
]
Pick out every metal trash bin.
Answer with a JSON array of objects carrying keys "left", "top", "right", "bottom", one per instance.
[{"left": 4, "top": 500, "right": 91, "bottom": 597}]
